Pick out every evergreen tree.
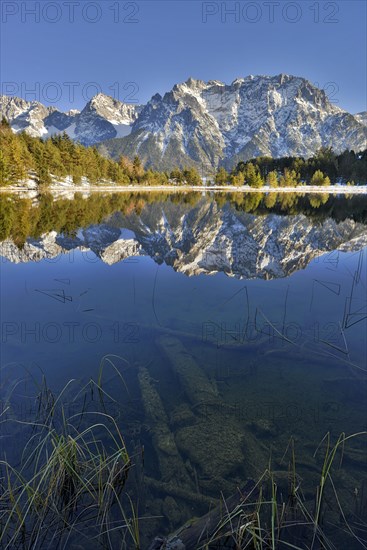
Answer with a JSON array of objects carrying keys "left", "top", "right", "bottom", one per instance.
[
  {"left": 183, "top": 167, "right": 202, "bottom": 186},
  {"left": 0, "top": 149, "right": 10, "bottom": 185},
  {"left": 33, "top": 145, "right": 52, "bottom": 186},
  {"left": 264, "top": 192, "right": 278, "bottom": 208},
  {"left": 0, "top": 130, "right": 29, "bottom": 183},
  {"left": 1, "top": 117, "right": 365, "bottom": 189},
  {"left": 132, "top": 156, "right": 144, "bottom": 182},
  {"left": 266, "top": 170, "right": 278, "bottom": 188},
  {"left": 215, "top": 167, "right": 229, "bottom": 186},
  {"left": 245, "top": 163, "right": 263, "bottom": 188},
  {"left": 279, "top": 168, "right": 299, "bottom": 187},
  {"left": 170, "top": 169, "right": 184, "bottom": 184},
  {"left": 242, "top": 192, "right": 263, "bottom": 211}
]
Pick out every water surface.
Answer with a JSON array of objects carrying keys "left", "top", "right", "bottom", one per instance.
[{"left": 1, "top": 191, "right": 366, "bottom": 548}]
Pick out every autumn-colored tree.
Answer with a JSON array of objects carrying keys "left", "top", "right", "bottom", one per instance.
[
  {"left": 230, "top": 172, "right": 245, "bottom": 186},
  {"left": 310, "top": 170, "right": 331, "bottom": 186}
]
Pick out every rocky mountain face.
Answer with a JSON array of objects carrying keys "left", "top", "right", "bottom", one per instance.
[
  {"left": 1, "top": 200, "right": 366, "bottom": 278},
  {"left": 66, "top": 94, "right": 143, "bottom": 145},
  {"left": 355, "top": 112, "right": 367, "bottom": 127},
  {"left": 0, "top": 95, "right": 77, "bottom": 138},
  {"left": 99, "top": 75, "right": 367, "bottom": 171},
  {"left": 2, "top": 75, "right": 366, "bottom": 169},
  {"left": 0, "top": 93, "right": 142, "bottom": 146}
]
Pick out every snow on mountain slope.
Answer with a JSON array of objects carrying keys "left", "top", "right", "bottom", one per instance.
[
  {"left": 2, "top": 75, "right": 366, "bottom": 168},
  {"left": 100, "top": 75, "right": 367, "bottom": 171},
  {"left": 355, "top": 112, "right": 367, "bottom": 127},
  {"left": 0, "top": 93, "right": 142, "bottom": 145},
  {"left": 70, "top": 94, "right": 143, "bottom": 145}
]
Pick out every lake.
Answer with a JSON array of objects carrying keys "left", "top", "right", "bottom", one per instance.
[{"left": 1, "top": 191, "right": 366, "bottom": 549}]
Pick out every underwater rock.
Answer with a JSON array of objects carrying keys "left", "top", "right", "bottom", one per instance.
[{"left": 175, "top": 416, "right": 244, "bottom": 480}]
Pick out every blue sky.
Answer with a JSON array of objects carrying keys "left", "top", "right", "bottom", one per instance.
[{"left": 1, "top": 0, "right": 366, "bottom": 113}]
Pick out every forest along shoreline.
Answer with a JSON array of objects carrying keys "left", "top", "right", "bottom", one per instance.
[
  {"left": 1, "top": 119, "right": 366, "bottom": 193},
  {"left": 2, "top": 185, "right": 367, "bottom": 194}
]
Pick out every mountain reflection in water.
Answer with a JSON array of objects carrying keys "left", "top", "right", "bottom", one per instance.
[{"left": 1, "top": 191, "right": 367, "bottom": 279}]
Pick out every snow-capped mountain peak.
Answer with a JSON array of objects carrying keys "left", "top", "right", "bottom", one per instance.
[
  {"left": 2, "top": 74, "right": 366, "bottom": 168},
  {"left": 86, "top": 93, "right": 139, "bottom": 123},
  {"left": 100, "top": 74, "right": 366, "bottom": 171},
  {"left": 0, "top": 93, "right": 143, "bottom": 145}
]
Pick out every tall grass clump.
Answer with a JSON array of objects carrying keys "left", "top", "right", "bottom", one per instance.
[
  {"left": 1, "top": 368, "right": 366, "bottom": 549},
  {"left": 0, "top": 374, "right": 136, "bottom": 549},
  {"left": 196, "top": 433, "right": 367, "bottom": 550}
]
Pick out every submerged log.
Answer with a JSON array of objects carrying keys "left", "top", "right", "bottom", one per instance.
[
  {"left": 144, "top": 476, "right": 216, "bottom": 507},
  {"left": 138, "top": 366, "right": 194, "bottom": 487},
  {"left": 156, "top": 335, "right": 219, "bottom": 408},
  {"left": 156, "top": 335, "right": 261, "bottom": 482},
  {"left": 139, "top": 322, "right": 270, "bottom": 352},
  {"left": 148, "top": 480, "right": 257, "bottom": 550}
]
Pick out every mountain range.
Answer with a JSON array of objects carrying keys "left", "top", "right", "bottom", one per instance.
[
  {"left": 0, "top": 93, "right": 142, "bottom": 146},
  {"left": 1, "top": 74, "right": 366, "bottom": 171}
]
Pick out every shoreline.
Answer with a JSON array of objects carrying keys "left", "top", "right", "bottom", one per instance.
[{"left": 1, "top": 184, "right": 367, "bottom": 194}]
